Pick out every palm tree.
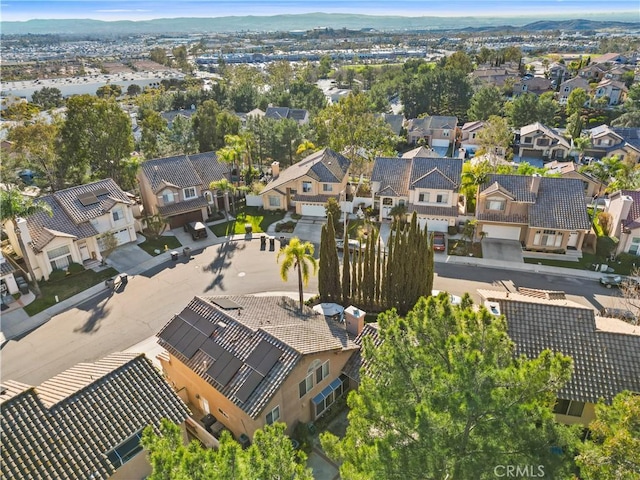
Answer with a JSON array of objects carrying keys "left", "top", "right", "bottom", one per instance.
[
  {"left": 276, "top": 237, "right": 318, "bottom": 311},
  {"left": 0, "top": 188, "right": 53, "bottom": 297},
  {"left": 210, "top": 179, "right": 237, "bottom": 217}
]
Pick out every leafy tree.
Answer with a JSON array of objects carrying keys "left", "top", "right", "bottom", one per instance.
[
  {"left": 576, "top": 391, "right": 640, "bottom": 480},
  {"left": 96, "top": 84, "right": 122, "bottom": 99},
  {"left": 321, "top": 295, "right": 578, "bottom": 480},
  {"left": 143, "top": 419, "right": 312, "bottom": 479},
  {"left": 98, "top": 231, "right": 119, "bottom": 260},
  {"left": 31, "top": 87, "right": 64, "bottom": 110},
  {"left": 2, "top": 101, "right": 40, "bottom": 121},
  {"left": 402, "top": 68, "right": 472, "bottom": 119},
  {"left": 342, "top": 227, "right": 351, "bottom": 305},
  {"left": 143, "top": 213, "right": 168, "bottom": 240},
  {"left": 505, "top": 93, "right": 544, "bottom": 128},
  {"left": 325, "top": 197, "right": 342, "bottom": 232},
  {"left": 565, "top": 112, "right": 584, "bottom": 141},
  {"left": 140, "top": 110, "right": 169, "bottom": 159},
  {"left": 476, "top": 115, "right": 513, "bottom": 160},
  {"left": 467, "top": 85, "right": 505, "bottom": 121},
  {"left": 537, "top": 92, "right": 560, "bottom": 126},
  {"left": 192, "top": 99, "right": 221, "bottom": 152},
  {"left": 167, "top": 114, "right": 198, "bottom": 154},
  {"left": 289, "top": 80, "right": 328, "bottom": 113},
  {"left": 445, "top": 50, "right": 474, "bottom": 75},
  {"left": 573, "top": 135, "right": 592, "bottom": 162},
  {"left": 566, "top": 88, "right": 589, "bottom": 117},
  {"left": 126, "top": 84, "right": 142, "bottom": 97},
  {"left": 277, "top": 237, "right": 318, "bottom": 312},
  {"left": 318, "top": 55, "right": 332, "bottom": 78},
  {"left": 319, "top": 214, "right": 341, "bottom": 303},
  {"left": 60, "top": 95, "right": 134, "bottom": 185},
  {"left": 0, "top": 189, "right": 53, "bottom": 296}
]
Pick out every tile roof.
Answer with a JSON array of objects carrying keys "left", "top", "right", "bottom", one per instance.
[
  {"left": 376, "top": 113, "right": 404, "bottom": 135},
  {"left": 341, "top": 323, "right": 380, "bottom": 384},
  {"left": 0, "top": 353, "right": 189, "bottom": 480},
  {"left": 292, "top": 193, "right": 339, "bottom": 203},
  {"left": 371, "top": 157, "right": 412, "bottom": 197},
  {"left": 402, "top": 146, "right": 439, "bottom": 158},
  {"left": 612, "top": 127, "right": 640, "bottom": 151},
  {"left": 0, "top": 259, "right": 16, "bottom": 275},
  {"left": 615, "top": 189, "right": 640, "bottom": 229},
  {"left": 519, "top": 123, "right": 571, "bottom": 149},
  {"left": 407, "top": 116, "right": 458, "bottom": 133},
  {"left": 264, "top": 106, "right": 308, "bottom": 122},
  {"left": 157, "top": 295, "right": 358, "bottom": 419},
  {"left": 493, "top": 298, "right": 640, "bottom": 404},
  {"left": 157, "top": 196, "right": 209, "bottom": 217},
  {"left": 407, "top": 205, "right": 459, "bottom": 217},
  {"left": 480, "top": 175, "right": 590, "bottom": 231},
  {"left": 261, "top": 148, "right": 350, "bottom": 194},
  {"left": 53, "top": 178, "right": 132, "bottom": 225},
  {"left": 140, "top": 152, "right": 229, "bottom": 193}
]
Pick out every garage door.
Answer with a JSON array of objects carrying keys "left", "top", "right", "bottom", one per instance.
[
  {"left": 169, "top": 210, "right": 204, "bottom": 229},
  {"left": 300, "top": 204, "right": 327, "bottom": 217},
  {"left": 418, "top": 218, "right": 449, "bottom": 232},
  {"left": 114, "top": 228, "right": 132, "bottom": 245},
  {"left": 482, "top": 225, "right": 521, "bottom": 241}
]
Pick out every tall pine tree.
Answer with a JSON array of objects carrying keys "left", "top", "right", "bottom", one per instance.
[
  {"left": 319, "top": 215, "right": 341, "bottom": 303},
  {"left": 342, "top": 228, "right": 351, "bottom": 305}
]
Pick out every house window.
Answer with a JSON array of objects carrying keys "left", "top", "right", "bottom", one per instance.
[
  {"left": 602, "top": 139, "right": 610, "bottom": 146},
  {"left": 312, "top": 375, "right": 349, "bottom": 419},
  {"left": 436, "top": 193, "right": 448, "bottom": 204},
  {"left": 112, "top": 208, "right": 124, "bottom": 222},
  {"left": 323, "top": 184, "right": 333, "bottom": 192},
  {"left": 47, "top": 245, "right": 72, "bottom": 271},
  {"left": 487, "top": 198, "right": 506, "bottom": 211},
  {"left": 269, "top": 196, "right": 281, "bottom": 207},
  {"left": 299, "top": 371, "right": 314, "bottom": 398},
  {"left": 183, "top": 187, "right": 197, "bottom": 200},
  {"left": 443, "top": 130, "right": 450, "bottom": 137},
  {"left": 553, "top": 399, "right": 585, "bottom": 417},
  {"left": 161, "top": 189, "right": 175, "bottom": 204},
  {"left": 418, "top": 193, "right": 430, "bottom": 203},
  {"left": 534, "top": 229, "right": 562, "bottom": 247},
  {"left": 629, "top": 237, "right": 640, "bottom": 255},
  {"left": 523, "top": 136, "right": 532, "bottom": 144},
  {"left": 537, "top": 138, "right": 550, "bottom": 147},
  {"left": 266, "top": 405, "right": 280, "bottom": 425},
  {"left": 302, "top": 181, "right": 312, "bottom": 193},
  {"left": 471, "top": 133, "right": 476, "bottom": 139},
  {"left": 316, "top": 361, "right": 329, "bottom": 384},
  {"left": 106, "top": 430, "right": 143, "bottom": 467},
  {"left": 382, "top": 198, "right": 393, "bottom": 206}
]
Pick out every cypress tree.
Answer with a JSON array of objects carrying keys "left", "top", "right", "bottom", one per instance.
[
  {"left": 342, "top": 229, "right": 351, "bottom": 305},
  {"left": 375, "top": 232, "right": 382, "bottom": 308},
  {"left": 324, "top": 214, "right": 341, "bottom": 302},
  {"left": 319, "top": 222, "right": 330, "bottom": 302}
]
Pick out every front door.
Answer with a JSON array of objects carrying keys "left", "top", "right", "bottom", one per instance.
[
  {"left": 567, "top": 232, "right": 579, "bottom": 248},
  {"left": 79, "top": 242, "right": 90, "bottom": 261}
]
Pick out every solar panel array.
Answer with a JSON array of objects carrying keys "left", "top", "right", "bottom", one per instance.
[
  {"left": 77, "top": 192, "right": 100, "bottom": 206},
  {"left": 93, "top": 187, "right": 110, "bottom": 197}
]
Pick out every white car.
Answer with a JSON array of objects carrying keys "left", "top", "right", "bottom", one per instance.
[{"left": 432, "top": 290, "right": 462, "bottom": 306}]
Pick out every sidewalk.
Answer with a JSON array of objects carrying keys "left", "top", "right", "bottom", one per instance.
[{"left": 0, "top": 223, "right": 604, "bottom": 344}]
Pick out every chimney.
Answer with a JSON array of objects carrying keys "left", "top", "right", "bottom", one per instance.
[
  {"left": 271, "top": 161, "right": 280, "bottom": 178},
  {"left": 344, "top": 305, "right": 365, "bottom": 336},
  {"left": 530, "top": 174, "right": 541, "bottom": 194},
  {"left": 611, "top": 194, "right": 634, "bottom": 238},
  {"left": 15, "top": 218, "right": 33, "bottom": 256}
]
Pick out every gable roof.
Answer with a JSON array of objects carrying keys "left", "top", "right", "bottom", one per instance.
[
  {"left": 141, "top": 152, "right": 229, "bottom": 193},
  {"left": 612, "top": 127, "right": 640, "bottom": 151},
  {"left": 371, "top": 157, "right": 412, "bottom": 197},
  {"left": 261, "top": 148, "right": 350, "bottom": 195},
  {"left": 156, "top": 296, "right": 358, "bottom": 419},
  {"left": 0, "top": 353, "right": 189, "bottom": 480},
  {"left": 24, "top": 179, "right": 132, "bottom": 252},
  {"left": 407, "top": 116, "right": 458, "bottom": 133},
  {"left": 409, "top": 158, "right": 462, "bottom": 190},
  {"left": 264, "top": 106, "right": 308, "bottom": 122},
  {"left": 519, "top": 122, "right": 571, "bottom": 149},
  {"left": 342, "top": 323, "right": 380, "bottom": 384},
  {"left": 402, "top": 146, "right": 440, "bottom": 158},
  {"left": 615, "top": 189, "right": 640, "bottom": 229},
  {"left": 480, "top": 175, "right": 591, "bottom": 230},
  {"left": 376, "top": 113, "right": 404, "bottom": 135},
  {"left": 488, "top": 296, "right": 640, "bottom": 404},
  {"left": 461, "top": 121, "right": 484, "bottom": 133}
]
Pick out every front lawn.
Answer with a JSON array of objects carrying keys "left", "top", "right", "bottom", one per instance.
[
  {"left": 448, "top": 239, "right": 483, "bottom": 258},
  {"left": 24, "top": 267, "right": 119, "bottom": 316},
  {"left": 210, "top": 207, "right": 285, "bottom": 237},
  {"left": 524, "top": 252, "right": 638, "bottom": 275},
  {"left": 138, "top": 235, "right": 182, "bottom": 256}
]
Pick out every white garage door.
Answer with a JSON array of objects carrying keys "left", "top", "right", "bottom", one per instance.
[
  {"left": 418, "top": 218, "right": 449, "bottom": 232},
  {"left": 482, "top": 225, "right": 521, "bottom": 241},
  {"left": 300, "top": 204, "right": 327, "bottom": 217},
  {"left": 114, "top": 228, "right": 132, "bottom": 245},
  {"left": 432, "top": 139, "right": 450, "bottom": 147}
]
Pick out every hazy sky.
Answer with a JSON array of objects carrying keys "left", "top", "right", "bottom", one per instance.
[{"left": 1, "top": 0, "right": 638, "bottom": 21}]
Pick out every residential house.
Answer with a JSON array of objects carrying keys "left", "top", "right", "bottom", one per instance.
[
  {"left": 0, "top": 252, "right": 18, "bottom": 299},
  {"left": 406, "top": 116, "right": 458, "bottom": 155},
  {"left": 156, "top": 295, "right": 360, "bottom": 441},
  {"left": 578, "top": 63, "right": 607, "bottom": 83},
  {"left": 138, "top": 152, "right": 230, "bottom": 229},
  {"left": 401, "top": 145, "right": 442, "bottom": 159},
  {"left": 161, "top": 108, "right": 197, "bottom": 128},
  {"left": 544, "top": 161, "right": 605, "bottom": 198},
  {"left": 548, "top": 62, "right": 570, "bottom": 86},
  {"left": 476, "top": 174, "right": 591, "bottom": 252},
  {"left": 557, "top": 77, "right": 590, "bottom": 105},
  {"left": 376, "top": 113, "right": 405, "bottom": 136},
  {"left": 3, "top": 179, "right": 136, "bottom": 281},
  {"left": 606, "top": 190, "right": 640, "bottom": 255},
  {"left": 0, "top": 353, "right": 189, "bottom": 480},
  {"left": 592, "top": 53, "right": 628, "bottom": 65},
  {"left": 469, "top": 66, "right": 519, "bottom": 88},
  {"left": 264, "top": 106, "right": 309, "bottom": 125},
  {"left": 586, "top": 125, "right": 640, "bottom": 162},
  {"left": 459, "top": 121, "right": 486, "bottom": 157},
  {"left": 512, "top": 77, "right": 553, "bottom": 97},
  {"left": 342, "top": 322, "right": 381, "bottom": 389},
  {"left": 610, "top": 127, "right": 640, "bottom": 163},
  {"left": 237, "top": 108, "right": 265, "bottom": 127},
  {"left": 593, "top": 78, "right": 627, "bottom": 106},
  {"left": 517, "top": 123, "right": 571, "bottom": 161},
  {"left": 604, "top": 65, "right": 633, "bottom": 82},
  {"left": 479, "top": 289, "right": 640, "bottom": 426},
  {"left": 370, "top": 156, "right": 464, "bottom": 231},
  {"left": 259, "top": 148, "right": 350, "bottom": 216}
]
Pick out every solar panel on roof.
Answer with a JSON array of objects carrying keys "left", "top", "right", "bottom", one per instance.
[
  {"left": 162, "top": 319, "right": 191, "bottom": 349},
  {"left": 215, "top": 357, "right": 242, "bottom": 386},
  {"left": 234, "top": 370, "right": 264, "bottom": 403},
  {"left": 200, "top": 339, "right": 224, "bottom": 360},
  {"left": 207, "top": 350, "right": 233, "bottom": 379},
  {"left": 193, "top": 317, "right": 217, "bottom": 337},
  {"left": 246, "top": 341, "right": 283, "bottom": 376},
  {"left": 181, "top": 333, "right": 208, "bottom": 359},
  {"left": 158, "top": 318, "right": 184, "bottom": 344},
  {"left": 178, "top": 308, "right": 202, "bottom": 326},
  {"left": 210, "top": 298, "right": 243, "bottom": 310},
  {"left": 77, "top": 192, "right": 99, "bottom": 206},
  {"left": 93, "top": 187, "right": 110, "bottom": 196},
  {"left": 174, "top": 329, "right": 203, "bottom": 357},
  {"left": 245, "top": 340, "right": 272, "bottom": 366}
]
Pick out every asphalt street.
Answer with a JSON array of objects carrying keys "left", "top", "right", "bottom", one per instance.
[{"left": 1, "top": 240, "right": 624, "bottom": 385}]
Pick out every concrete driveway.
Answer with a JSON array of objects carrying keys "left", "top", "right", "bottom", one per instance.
[
  {"left": 292, "top": 216, "right": 325, "bottom": 246},
  {"left": 106, "top": 239, "right": 153, "bottom": 273},
  {"left": 481, "top": 239, "right": 524, "bottom": 263}
]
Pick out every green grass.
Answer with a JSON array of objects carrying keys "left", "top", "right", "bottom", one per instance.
[
  {"left": 524, "top": 252, "right": 638, "bottom": 275},
  {"left": 139, "top": 235, "right": 182, "bottom": 256},
  {"left": 209, "top": 207, "right": 285, "bottom": 237},
  {"left": 448, "top": 240, "right": 483, "bottom": 258},
  {"left": 24, "top": 267, "right": 119, "bottom": 316}
]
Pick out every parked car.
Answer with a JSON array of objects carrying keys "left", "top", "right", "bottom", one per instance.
[
  {"left": 336, "top": 238, "right": 364, "bottom": 252},
  {"left": 599, "top": 275, "right": 638, "bottom": 289},
  {"left": 432, "top": 290, "right": 462, "bottom": 306},
  {"left": 433, "top": 232, "right": 446, "bottom": 252},
  {"left": 184, "top": 221, "right": 208, "bottom": 241}
]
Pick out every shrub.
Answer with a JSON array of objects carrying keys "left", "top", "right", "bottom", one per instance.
[
  {"left": 596, "top": 236, "right": 617, "bottom": 260},
  {"left": 67, "top": 262, "right": 84, "bottom": 274},
  {"left": 48, "top": 269, "right": 67, "bottom": 282},
  {"left": 291, "top": 213, "right": 302, "bottom": 220}
]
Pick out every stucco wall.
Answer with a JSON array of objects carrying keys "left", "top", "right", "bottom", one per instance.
[{"left": 554, "top": 402, "right": 597, "bottom": 426}]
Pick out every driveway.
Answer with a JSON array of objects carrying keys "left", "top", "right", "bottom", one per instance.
[
  {"left": 106, "top": 240, "right": 153, "bottom": 273},
  {"left": 292, "top": 216, "right": 324, "bottom": 246},
  {"left": 481, "top": 239, "right": 524, "bottom": 263}
]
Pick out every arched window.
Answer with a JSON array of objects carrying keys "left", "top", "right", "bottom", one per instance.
[{"left": 161, "top": 189, "right": 175, "bottom": 204}]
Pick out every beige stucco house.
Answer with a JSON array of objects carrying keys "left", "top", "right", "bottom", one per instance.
[
  {"left": 476, "top": 174, "right": 591, "bottom": 252},
  {"left": 156, "top": 295, "right": 361, "bottom": 441},
  {"left": 406, "top": 116, "right": 458, "bottom": 150},
  {"left": 594, "top": 78, "right": 627, "bottom": 106},
  {"left": 544, "top": 161, "right": 605, "bottom": 199},
  {"left": 517, "top": 123, "right": 571, "bottom": 161},
  {"left": 3, "top": 179, "right": 136, "bottom": 281},
  {"left": 138, "top": 152, "right": 229, "bottom": 229},
  {"left": 606, "top": 190, "right": 640, "bottom": 255},
  {"left": 259, "top": 148, "right": 351, "bottom": 217},
  {"left": 557, "top": 77, "right": 590, "bottom": 105},
  {"left": 370, "top": 156, "right": 464, "bottom": 232},
  {"left": 585, "top": 125, "right": 640, "bottom": 162}
]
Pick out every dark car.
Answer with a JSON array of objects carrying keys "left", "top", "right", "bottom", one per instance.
[
  {"left": 599, "top": 275, "right": 639, "bottom": 289},
  {"left": 433, "top": 232, "right": 446, "bottom": 252},
  {"left": 184, "top": 221, "right": 208, "bottom": 240}
]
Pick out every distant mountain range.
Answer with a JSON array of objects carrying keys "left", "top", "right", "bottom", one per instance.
[{"left": 2, "top": 14, "right": 639, "bottom": 36}]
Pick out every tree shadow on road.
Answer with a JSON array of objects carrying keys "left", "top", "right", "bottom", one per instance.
[
  {"left": 202, "top": 241, "right": 246, "bottom": 293},
  {"left": 73, "top": 289, "right": 113, "bottom": 334}
]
